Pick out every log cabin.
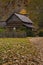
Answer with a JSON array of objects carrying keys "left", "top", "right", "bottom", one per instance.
[
  {"left": 0, "top": 13, "right": 34, "bottom": 30},
  {"left": 0, "top": 13, "right": 34, "bottom": 37},
  {"left": 5, "top": 13, "right": 33, "bottom": 29}
]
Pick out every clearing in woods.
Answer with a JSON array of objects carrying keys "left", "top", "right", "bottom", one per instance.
[{"left": 0, "top": 38, "right": 43, "bottom": 65}]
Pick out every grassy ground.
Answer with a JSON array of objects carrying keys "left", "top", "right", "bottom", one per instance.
[{"left": 0, "top": 38, "right": 41, "bottom": 65}]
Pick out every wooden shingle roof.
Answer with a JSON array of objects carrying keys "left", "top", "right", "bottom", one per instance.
[
  {"left": 0, "top": 13, "right": 33, "bottom": 28},
  {"left": 15, "top": 13, "right": 33, "bottom": 24},
  {"left": 23, "top": 23, "right": 34, "bottom": 28}
]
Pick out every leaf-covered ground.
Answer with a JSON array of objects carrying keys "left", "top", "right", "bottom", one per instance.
[
  {"left": 0, "top": 38, "right": 41, "bottom": 65},
  {"left": 29, "top": 37, "right": 43, "bottom": 65}
]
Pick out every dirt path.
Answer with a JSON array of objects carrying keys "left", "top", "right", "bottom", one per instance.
[{"left": 29, "top": 37, "right": 43, "bottom": 64}]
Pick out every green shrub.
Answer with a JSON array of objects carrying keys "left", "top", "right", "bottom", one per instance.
[
  {"left": 16, "top": 26, "right": 36, "bottom": 37},
  {"left": 26, "top": 30, "right": 35, "bottom": 37},
  {"left": 38, "top": 31, "right": 43, "bottom": 37},
  {"left": 0, "top": 28, "right": 5, "bottom": 32}
]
